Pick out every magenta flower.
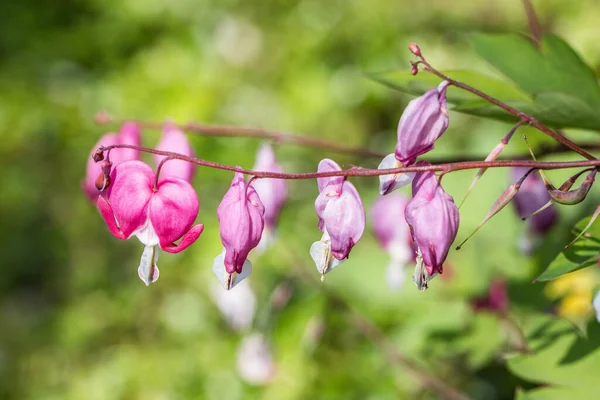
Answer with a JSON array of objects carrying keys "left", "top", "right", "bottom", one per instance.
[
  {"left": 214, "top": 172, "right": 265, "bottom": 290},
  {"left": 511, "top": 167, "right": 557, "bottom": 237},
  {"left": 395, "top": 81, "right": 450, "bottom": 166},
  {"left": 371, "top": 192, "right": 415, "bottom": 290},
  {"left": 405, "top": 162, "right": 459, "bottom": 290},
  {"left": 251, "top": 144, "right": 288, "bottom": 250},
  {"left": 82, "top": 122, "right": 141, "bottom": 201},
  {"left": 311, "top": 159, "right": 365, "bottom": 280},
  {"left": 97, "top": 160, "right": 204, "bottom": 285},
  {"left": 154, "top": 122, "right": 196, "bottom": 182}
]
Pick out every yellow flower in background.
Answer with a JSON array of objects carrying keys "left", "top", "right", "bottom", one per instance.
[{"left": 545, "top": 268, "right": 598, "bottom": 320}]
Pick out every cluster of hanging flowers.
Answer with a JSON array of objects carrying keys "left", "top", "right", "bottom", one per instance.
[
  {"left": 83, "top": 74, "right": 464, "bottom": 291},
  {"left": 85, "top": 44, "right": 572, "bottom": 293}
]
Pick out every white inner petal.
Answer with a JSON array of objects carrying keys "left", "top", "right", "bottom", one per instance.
[
  {"left": 378, "top": 153, "right": 415, "bottom": 195},
  {"left": 134, "top": 221, "right": 160, "bottom": 247},
  {"left": 213, "top": 248, "right": 253, "bottom": 290},
  {"left": 412, "top": 248, "right": 432, "bottom": 291},
  {"left": 138, "top": 245, "right": 160, "bottom": 286},
  {"left": 309, "top": 233, "right": 346, "bottom": 279}
]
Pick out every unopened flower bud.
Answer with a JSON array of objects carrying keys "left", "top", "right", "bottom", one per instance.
[
  {"left": 214, "top": 172, "right": 265, "bottom": 290},
  {"left": 408, "top": 43, "right": 421, "bottom": 57},
  {"left": 410, "top": 65, "right": 419, "bottom": 76},
  {"left": 405, "top": 162, "right": 459, "bottom": 289},
  {"left": 312, "top": 159, "right": 365, "bottom": 280},
  {"left": 395, "top": 81, "right": 450, "bottom": 166},
  {"left": 94, "top": 160, "right": 113, "bottom": 191},
  {"left": 92, "top": 149, "right": 105, "bottom": 162}
]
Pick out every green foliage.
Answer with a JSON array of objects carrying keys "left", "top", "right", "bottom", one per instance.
[
  {"left": 537, "top": 215, "right": 600, "bottom": 282},
  {"left": 2, "top": 1, "right": 600, "bottom": 399},
  {"left": 371, "top": 33, "right": 600, "bottom": 130},
  {"left": 508, "top": 315, "right": 600, "bottom": 400}
]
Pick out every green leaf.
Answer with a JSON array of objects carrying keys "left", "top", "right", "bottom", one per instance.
[
  {"left": 471, "top": 33, "right": 600, "bottom": 107},
  {"left": 370, "top": 34, "right": 600, "bottom": 130},
  {"left": 535, "top": 215, "right": 600, "bottom": 282},
  {"left": 507, "top": 315, "right": 600, "bottom": 400}
]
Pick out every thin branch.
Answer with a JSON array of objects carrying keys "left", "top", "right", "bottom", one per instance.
[
  {"left": 99, "top": 143, "right": 600, "bottom": 180},
  {"left": 97, "top": 116, "right": 387, "bottom": 159}
]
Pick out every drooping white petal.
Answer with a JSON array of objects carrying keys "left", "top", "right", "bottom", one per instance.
[
  {"left": 212, "top": 248, "right": 253, "bottom": 290},
  {"left": 309, "top": 233, "right": 346, "bottom": 280},
  {"left": 411, "top": 248, "right": 436, "bottom": 290},
  {"left": 593, "top": 291, "right": 600, "bottom": 323},
  {"left": 378, "top": 153, "right": 415, "bottom": 195},
  {"left": 138, "top": 245, "right": 160, "bottom": 286}
]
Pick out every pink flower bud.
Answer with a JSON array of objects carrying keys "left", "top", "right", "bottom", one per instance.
[
  {"left": 408, "top": 43, "right": 421, "bottom": 57},
  {"left": 214, "top": 172, "right": 265, "bottom": 289},
  {"left": 252, "top": 143, "right": 288, "bottom": 236},
  {"left": 311, "top": 159, "right": 365, "bottom": 279},
  {"left": 511, "top": 167, "right": 557, "bottom": 235},
  {"left": 395, "top": 81, "right": 450, "bottom": 166},
  {"left": 97, "top": 160, "right": 204, "bottom": 285},
  {"left": 405, "top": 162, "right": 459, "bottom": 289},
  {"left": 82, "top": 122, "right": 141, "bottom": 201},
  {"left": 154, "top": 122, "right": 196, "bottom": 183}
]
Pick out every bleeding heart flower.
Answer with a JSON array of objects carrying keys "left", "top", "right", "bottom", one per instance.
[
  {"left": 83, "top": 122, "right": 141, "bottom": 201},
  {"left": 252, "top": 144, "right": 288, "bottom": 251},
  {"left": 97, "top": 160, "right": 204, "bottom": 285},
  {"left": 154, "top": 122, "right": 196, "bottom": 182},
  {"left": 311, "top": 159, "right": 365, "bottom": 280},
  {"left": 395, "top": 81, "right": 450, "bottom": 166},
  {"left": 405, "top": 162, "right": 459, "bottom": 290},
  {"left": 214, "top": 172, "right": 265, "bottom": 290},
  {"left": 371, "top": 192, "right": 415, "bottom": 290}
]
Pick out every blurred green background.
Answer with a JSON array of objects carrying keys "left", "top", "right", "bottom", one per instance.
[{"left": 2, "top": 0, "right": 600, "bottom": 399}]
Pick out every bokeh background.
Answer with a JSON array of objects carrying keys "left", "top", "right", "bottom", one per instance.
[{"left": 2, "top": 0, "right": 600, "bottom": 399}]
